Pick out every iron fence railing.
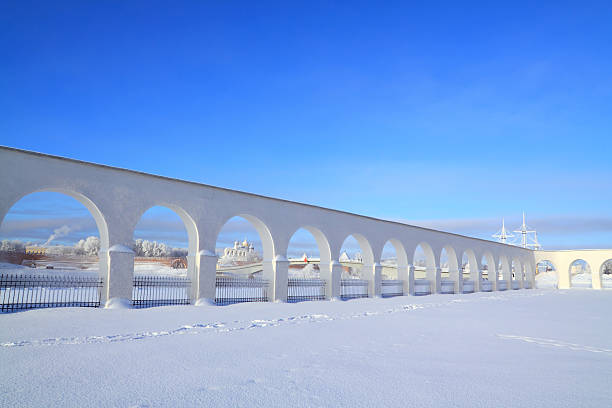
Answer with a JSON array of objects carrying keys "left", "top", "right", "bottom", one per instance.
[
  {"left": 414, "top": 279, "right": 431, "bottom": 295},
  {"left": 132, "top": 275, "right": 191, "bottom": 308},
  {"left": 481, "top": 280, "right": 493, "bottom": 292},
  {"left": 287, "top": 278, "right": 326, "bottom": 303},
  {"left": 340, "top": 279, "right": 369, "bottom": 300},
  {"left": 462, "top": 279, "right": 475, "bottom": 293},
  {"left": 1, "top": 273, "right": 102, "bottom": 312},
  {"left": 215, "top": 277, "right": 269, "bottom": 305},
  {"left": 381, "top": 280, "right": 403, "bottom": 298},
  {"left": 440, "top": 279, "right": 455, "bottom": 294}
]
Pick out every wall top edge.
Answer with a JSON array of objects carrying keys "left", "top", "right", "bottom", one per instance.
[
  {"left": 538, "top": 249, "right": 612, "bottom": 253},
  {"left": 0, "top": 145, "right": 532, "bottom": 251}
]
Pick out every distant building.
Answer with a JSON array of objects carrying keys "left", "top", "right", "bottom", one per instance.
[
  {"left": 339, "top": 251, "right": 362, "bottom": 263},
  {"left": 220, "top": 240, "right": 261, "bottom": 264},
  {"left": 25, "top": 246, "right": 47, "bottom": 255}
]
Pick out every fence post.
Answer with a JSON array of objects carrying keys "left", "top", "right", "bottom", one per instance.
[
  {"left": 104, "top": 244, "right": 134, "bottom": 308},
  {"left": 272, "top": 255, "right": 289, "bottom": 302},
  {"left": 195, "top": 250, "right": 217, "bottom": 304}
]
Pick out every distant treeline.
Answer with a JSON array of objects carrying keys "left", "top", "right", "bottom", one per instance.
[{"left": 0, "top": 238, "right": 187, "bottom": 258}]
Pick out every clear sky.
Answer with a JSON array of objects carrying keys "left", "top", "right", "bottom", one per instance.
[{"left": 1, "top": 1, "right": 611, "bottom": 251}]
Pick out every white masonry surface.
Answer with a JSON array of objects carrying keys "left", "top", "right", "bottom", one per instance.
[{"left": 1, "top": 146, "right": 610, "bottom": 305}]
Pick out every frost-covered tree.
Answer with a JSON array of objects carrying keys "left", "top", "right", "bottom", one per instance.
[
  {"left": 132, "top": 239, "right": 186, "bottom": 257},
  {"left": 0, "top": 240, "right": 25, "bottom": 252},
  {"left": 75, "top": 236, "right": 100, "bottom": 256}
]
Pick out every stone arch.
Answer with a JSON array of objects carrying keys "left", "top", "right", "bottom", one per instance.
[
  {"left": 481, "top": 252, "right": 496, "bottom": 291},
  {"left": 461, "top": 249, "right": 480, "bottom": 292},
  {"left": 412, "top": 242, "right": 436, "bottom": 270},
  {"left": 1, "top": 188, "right": 109, "bottom": 252},
  {"left": 411, "top": 242, "right": 437, "bottom": 294},
  {"left": 569, "top": 259, "right": 592, "bottom": 288},
  {"left": 536, "top": 259, "right": 558, "bottom": 274},
  {"left": 285, "top": 226, "right": 332, "bottom": 266},
  {"left": 498, "top": 255, "right": 511, "bottom": 290},
  {"left": 338, "top": 233, "right": 374, "bottom": 277},
  {"left": 440, "top": 245, "right": 459, "bottom": 293},
  {"left": 535, "top": 259, "right": 558, "bottom": 289},
  {"left": 511, "top": 258, "right": 522, "bottom": 289},
  {"left": 380, "top": 238, "right": 408, "bottom": 279},
  {"left": 341, "top": 233, "right": 374, "bottom": 266},
  {"left": 215, "top": 213, "right": 275, "bottom": 262},
  {"left": 134, "top": 203, "right": 199, "bottom": 256},
  {"left": 600, "top": 259, "right": 612, "bottom": 288}
]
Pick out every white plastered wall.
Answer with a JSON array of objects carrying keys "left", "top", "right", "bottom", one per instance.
[{"left": 0, "top": 147, "right": 540, "bottom": 305}]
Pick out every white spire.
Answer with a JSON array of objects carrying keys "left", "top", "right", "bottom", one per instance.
[
  {"left": 493, "top": 218, "right": 514, "bottom": 244},
  {"left": 512, "top": 212, "right": 541, "bottom": 250}
]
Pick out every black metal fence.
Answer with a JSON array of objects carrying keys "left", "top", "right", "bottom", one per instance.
[
  {"left": 215, "top": 277, "right": 269, "bottom": 305},
  {"left": 132, "top": 275, "right": 191, "bottom": 308},
  {"left": 381, "top": 280, "right": 403, "bottom": 298},
  {"left": 414, "top": 279, "right": 431, "bottom": 295},
  {"left": 287, "top": 278, "right": 326, "bottom": 303},
  {"left": 1, "top": 273, "right": 102, "bottom": 312},
  {"left": 481, "top": 280, "right": 493, "bottom": 292},
  {"left": 340, "top": 279, "right": 369, "bottom": 300},
  {"left": 462, "top": 279, "right": 475, "bottom": 293}
]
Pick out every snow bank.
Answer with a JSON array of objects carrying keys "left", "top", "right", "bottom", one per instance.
[
  {"left": 536, "top": 271, "right": 558, "bottom": 288},
  {"left": 288, "top": 263, "right": 319, "bottom": 278},
  {"left": 0, "top": 262, "right": 28, "bottom": 270},
  {"left": 1, "top": 290, "right": 611, "bottom": 407}
]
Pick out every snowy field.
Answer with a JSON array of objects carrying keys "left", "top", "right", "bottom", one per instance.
[{"left": 1, "top": 289, "right": 611, "bottom": 407}]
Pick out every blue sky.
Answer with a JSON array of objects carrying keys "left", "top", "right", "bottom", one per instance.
[{"left": 1, "top": 1, "right": 612, "bottom": 251}]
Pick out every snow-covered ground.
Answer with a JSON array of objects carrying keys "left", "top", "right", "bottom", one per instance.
[
  {"left": 0, "top": 261, "right": 186, "bottom": 277},
  {"left": 536, "top": 270, "right": 559, "bottom": 288},
  {"left": 1, "top": 289, "right": 611, "bottom": 407}
]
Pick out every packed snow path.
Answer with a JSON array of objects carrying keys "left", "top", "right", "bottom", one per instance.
[{"left": 1, "top": 290, "right": 611, "bottom": 407}]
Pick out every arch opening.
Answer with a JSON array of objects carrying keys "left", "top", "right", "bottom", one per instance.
[
  {"left": 511, "top": 259, "right": 521, "bottom": 289},
  {"left": 412, "top": 243, "right": 435, "bottom": 280},
  {"left": 0, "top": 191, "right": 106, "bottom": 275},
  {"left": 339, "top": 234, "right": 373, "bottom": 279},
  {"left": 381, "top": 241, "right": 399, "bottom": 280},
  {"left": 601, "top": 260, "right": 612, "bottom": 288},
  {"left": 480, "top": 253, "right": 495, "bottom": 291},
  {"left": 439, "top": 246, "right": 458, "bottom": 293},
  {"left": 570, "top": 259, "right": 592, "bottom": 288},
  {"left": 213, "top": 215, "right": 274, "bottom": 305},
  {"left": 287, "top": 227, "right": 324, "bottom": 279},
  {"left": 497, "top": 256, "right": 510, "bottom": 290},
  {"left": 215, "top": 216, "right": 270, "bottom": 278},
  {"left": 461, "top": 250, "right": 479, "bottom": 292},
  {"left": 0, "top": 191, "right": 108, "bottom": 310},
  {"left": 132, "top": 205, "right": 195, "bottom": 307},
  {"left": 285, "top": 227, "right": 330, "bottom": 302},
  {"left": 133, "top": 206, "right": 192, "bottom": 277},
  {"left": 535, "top": 260, "right": 557, "bottom": 288}
]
